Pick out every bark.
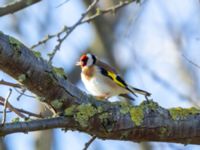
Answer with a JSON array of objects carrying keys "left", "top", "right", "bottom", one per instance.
[
  {"left": 0, "top": 33, "right": 200, "bottom": 145},
  {"left": 0, "top": 0, "right": 41, "bottom": 17}
]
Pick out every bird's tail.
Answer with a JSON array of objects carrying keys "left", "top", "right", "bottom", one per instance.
[{"left": 127, "top": 85, "right": 151, "bottom": 97}]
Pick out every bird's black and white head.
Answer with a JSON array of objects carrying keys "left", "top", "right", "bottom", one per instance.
[{"left": 76, "top": 53, "right": 96, "bottom": 67}]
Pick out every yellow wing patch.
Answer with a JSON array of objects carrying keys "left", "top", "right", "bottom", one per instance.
[{"left": 107, "top": 71, "right": 126, "bottom": 88}]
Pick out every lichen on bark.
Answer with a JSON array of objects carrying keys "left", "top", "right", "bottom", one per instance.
[
  {"left": 169, "top": 107, "right": 200, "bottom": 120},
  {"left": 9, "top": 36, "right": 21, "bottom": 50},
  {"left": 64, "top": 103, "right": 97, "bottom": 128}
]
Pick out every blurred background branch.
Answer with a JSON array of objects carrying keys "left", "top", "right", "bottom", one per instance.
[{"left": 0, "top": 0, "right": 41, "bottom": 17}]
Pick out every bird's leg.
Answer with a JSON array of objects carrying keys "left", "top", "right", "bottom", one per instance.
[
  {"left": 119, "top": 94, "right": 135, "bottom": 101},
  {"left": 145, "top": 95, "right": 151, "bottom": 102}
]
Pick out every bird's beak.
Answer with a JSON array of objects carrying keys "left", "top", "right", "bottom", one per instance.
[{"left": 76, "top": 61, "right": 81, "bottom": 66}]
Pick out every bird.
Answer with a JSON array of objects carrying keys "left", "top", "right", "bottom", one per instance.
[{"left": 76, "top": 53, "right": 151, "bottom": 100}]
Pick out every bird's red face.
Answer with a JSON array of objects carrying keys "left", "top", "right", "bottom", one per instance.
[
  {"left": 76, "top": 54, "right": 88, "bottom": 67},
  {"left": 76, "top": 53, "right": 96, "bottom": 67}
]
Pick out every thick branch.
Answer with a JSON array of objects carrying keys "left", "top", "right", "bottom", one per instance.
[
  {"left": 0, "top": 0, "right": 41, "bottom": 17},
  {"left": 0, "top": 32, "right": 84, "bottom": 112},
  {"left": 1, "top": 103, "right": 200, "bottom": 145},
  {"left": 0, "top": 33, "right": 200, "bottom": 144}
]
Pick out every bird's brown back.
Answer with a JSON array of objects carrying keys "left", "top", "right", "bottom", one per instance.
[{"left": 96, "top": 60, "right": 118, "bottom": 74}]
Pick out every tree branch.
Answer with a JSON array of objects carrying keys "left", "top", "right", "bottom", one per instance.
[
  {"left": 82, "top": 0, "right": 135, "bottom": 23},
  {"left": 1, "top": 103, "right": 200, "bottom": 145},
  {"left": 0, "top": 32, "right": 200, "bottom": 145},
  {"left": 0, "top": 97, "right": 43, "bottom": 119},
  {"left": 83, "top": 136, "right": 97, "bottom": 150},
  {"left": 48, "top": 0, "right": 99, "bottom": 63},
  {"left": 0, "top": 79, "right": 22, "bottom": 88},
  {"left": 31, "top": 0, "right": 137, "bottom": 49},
  {"left": 1, "top": 89, "right": 12, "bottom": 125},
  {"left": 0, "top": 0, "right": 41, "bottom": 17}
]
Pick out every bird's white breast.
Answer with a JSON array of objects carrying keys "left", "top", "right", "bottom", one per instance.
[
  {"left": 81, "top": 67, "right": 127, "bottom": 98},
  {"left": 81, "top": 73, "right": 108, "bottom": 96}
]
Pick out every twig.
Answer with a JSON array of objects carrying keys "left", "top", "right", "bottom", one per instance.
[
  {"left": 0, "top": 79, "right": 34, "bottom": 101},
  {"left": 0, "top": 98, "right": 43, "bottom": 119},
  {"left": 1, "top": 89, "right": 12, "bottom": 125},
  {"left": 47, "top": 0, "right": 99, "bottom": 63},
  {"left": 0, "top": 80, "right": 33, "bottom": 101},
  {"left": 0, "top": 0, "right": 41, "bottom": 17},
  {"left": 14, "top": 88, "right": 36, "bottom": 100},
  {"left": 182, "top": 54, "right": 200, "bottom": 69},
  {"left": 31, "top": 0, "right": 136, "bottom": 52},
  {"left": 16, "top": 88, "right": 26, "bottom": 101},
  {"left": 83, "top": 136, "right": 97, "bottom": 150},
  {"left": 0, "top": 79, "right": 22, "bottom": 88},
  {"left": 56, "top": 0, "right": 70, "bottom": 8},
  {"left": 0, "top": 96, "right": 26, "bottom": 119},
  {"left": 82, "top": 0, "right": 135, "bottom": 23},
  {"left": 16, "top": 108, "right": 44, "bottom": 118},
  {"left": 0, "top": 100, "right": 27, "bottom": 119},
  {"left": 31, "top": 33, "right": 62, "bottom": 49}
]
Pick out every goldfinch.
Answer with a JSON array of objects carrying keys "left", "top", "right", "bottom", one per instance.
[{"left": 76, "top": 53, "right": 151, "bottom": 100}]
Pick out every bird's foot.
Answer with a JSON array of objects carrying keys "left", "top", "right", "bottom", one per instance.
[{"left": 145, "top": 95, "right": 152, "bottom": 103}]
